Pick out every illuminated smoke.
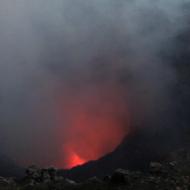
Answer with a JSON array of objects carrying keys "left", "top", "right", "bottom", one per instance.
[
  {"left": 55, "top": 82, "right": 129, "bottom": 168},
  {"left": 0, "top": 0, "right": 188, "bottom": 169}
]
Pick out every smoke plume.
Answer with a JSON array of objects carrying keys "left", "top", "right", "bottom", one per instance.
[{"left": 0, "top": 0, "right": 189, "bottom": 169}]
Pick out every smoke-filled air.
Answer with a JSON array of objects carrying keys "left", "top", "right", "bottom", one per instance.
[{"left": 0, "top": 0, "right": 189, "bottom": 169}]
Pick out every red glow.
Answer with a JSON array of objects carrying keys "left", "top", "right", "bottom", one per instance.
[
  {"left": 66, "top": 151, "right": 86, "bottom": 168},
  {"left": 56, "top": 84, "right": 129, "bottom": 169}
]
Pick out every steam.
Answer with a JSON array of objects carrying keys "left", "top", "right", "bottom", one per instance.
[{"left": 0, "top": 0, "right": 189, "bottom": 167}]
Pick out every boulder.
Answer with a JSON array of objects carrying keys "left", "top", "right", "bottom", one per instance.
[
  {"left": 40, "top": 169, "right": 51, "bottom": 183},
  {"left": 110, "top": 169, "right": 129, "bottom": 185},
  {"left": 64, "top": 178, "right": 77, "bottom": 185},
  {"left": 26, "top": 165, "right": 41, "bottom": 182},
  {"left": 149, "top": 162, "right": 163, "bottom": 173},
  {"left": 47, "top": 167, "right": 57, "bottom": 180},
  {"left": 86, "top": 176, "right": 102, "bottom": 184},
  {"left": 0, "top": 176, "right": 10, "bottom": 186},
  {"left": 26, "top": 166, "right": 58, "bottom": 184}
]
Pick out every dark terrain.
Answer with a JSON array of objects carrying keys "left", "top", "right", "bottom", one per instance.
[{"left": 0, "top": 148, "right": 190, "bottom": 190}]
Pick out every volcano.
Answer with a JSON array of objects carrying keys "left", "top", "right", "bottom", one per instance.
[
  {"left": 55, "top": 82, "right": 129, "bottom": 169},
  {"left": 58, "top": 25, "right": 190, "bottom": 180},
  {"left": 59, "top": 125, "right": 186, "bottom": 181},
  {"left": 0, "top": 1, "right": 190, "bottom": 183}
]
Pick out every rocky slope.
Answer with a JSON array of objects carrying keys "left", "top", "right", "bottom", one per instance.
[{"left": 0, "top": 148, "right": 190, "bottom": 190}]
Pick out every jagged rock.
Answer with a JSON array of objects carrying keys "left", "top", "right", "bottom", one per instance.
[
  {"left": 51, "top": 178, "right": 77, "bottom": 189},
  {"left": 103, "top": 175, "right": 111, "bottom": 182},
  {"left": 54, "top": 175, "right": 64, "bottom": 182},
  {"left": 64, "top": 178, "right": 77, "bottom": 185},
  {"left": 4, "top": 148, "right": 190, "bottom": 189},
  {"left": 149, "top": 162, "right": 163, "bottom": 173},
  {"left": 26, "top": 165, "right": 38, "bottom": 175},
  {"left": 86, "top": 176, "right": 102, "bottom": 184},
  {"left": 26, "top": 165, "right": 41, "bottom": 183},
  {"left": 169, "top": 161, "right": 178, "bottom": 168},
  {"left": 111, "top": 168, "right": 130, "bottom": 185},
  {"left": 47, "top": 167, "right": 57, "bottom": 180},
  {"left": 0, "top": 176, "right": 10, "bottom": 186},
  {"left": 25, "top": 166, "right": 58, "bottom": 184},
  {"left": 40, "top": 168, "right": 51, "bottom": 183}
]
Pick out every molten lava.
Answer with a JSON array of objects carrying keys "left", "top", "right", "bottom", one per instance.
[
  {"left": 67, "top": 151, "right": 86, "bottom": 168},
  {"left": 56, "top": 84, "right": 129, "bottom": 169}
]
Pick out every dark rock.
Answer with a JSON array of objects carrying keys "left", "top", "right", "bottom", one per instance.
[
  {"left": 103, "top": 175, "right": 111, "bottom": 182},
  {"left": 149, "top": 162, "right": 162, "bottom": 173},
  {"left": 47, "top": 167, "right": 57, "bottom": 180},
  {"left": 26, "top": 165, "right": 41, "bottom": 181},
  {"left": 4, "top": 148, "right": 190, "bottom": 189},
  {"left": 86, "top": 176, "right": 102, "bottom": 184},
  {"left": 64, "top": 178, "right": 77, "bottom": 185},
  {"left": 40, "top": 168, "right": 51, "bottom": 183},
  {"left": 0, "top": 176, "right": 10, "bottom": 186},
  {"left": 110, "top": 168, "right": 129, "bottom": 185},
  {"left": 169, "top": 161, "right": 178, "bottom": 168},
  {"left": 25, "top": 166, "right": 58, "bottom": 184}
]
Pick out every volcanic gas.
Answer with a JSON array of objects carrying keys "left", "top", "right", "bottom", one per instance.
[{"left": 56, "top": 83, "right": 129, "bottom": 169}]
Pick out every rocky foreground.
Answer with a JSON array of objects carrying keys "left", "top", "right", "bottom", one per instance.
[{"left": 0, "top": 149, "right": 190, "bottom": 190}]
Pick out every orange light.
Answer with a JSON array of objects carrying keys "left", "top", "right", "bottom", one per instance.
[
  {"left": 67, "top": 151, "right": 86, "bottom": 168},
  {"left": 56, "top": 83, "right": 129, "bottom": 169}
]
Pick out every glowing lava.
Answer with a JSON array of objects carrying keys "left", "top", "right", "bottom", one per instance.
[
  {"left": 66, "top": 151, "right": 86, "bottom": 168},
  {"left": 56, "top": 84, "right": 129, "bottom": 169}
]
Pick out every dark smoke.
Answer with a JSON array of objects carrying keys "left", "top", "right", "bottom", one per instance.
[{"left": 0, "top": 0, "right": 189, "bottom": 172}]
